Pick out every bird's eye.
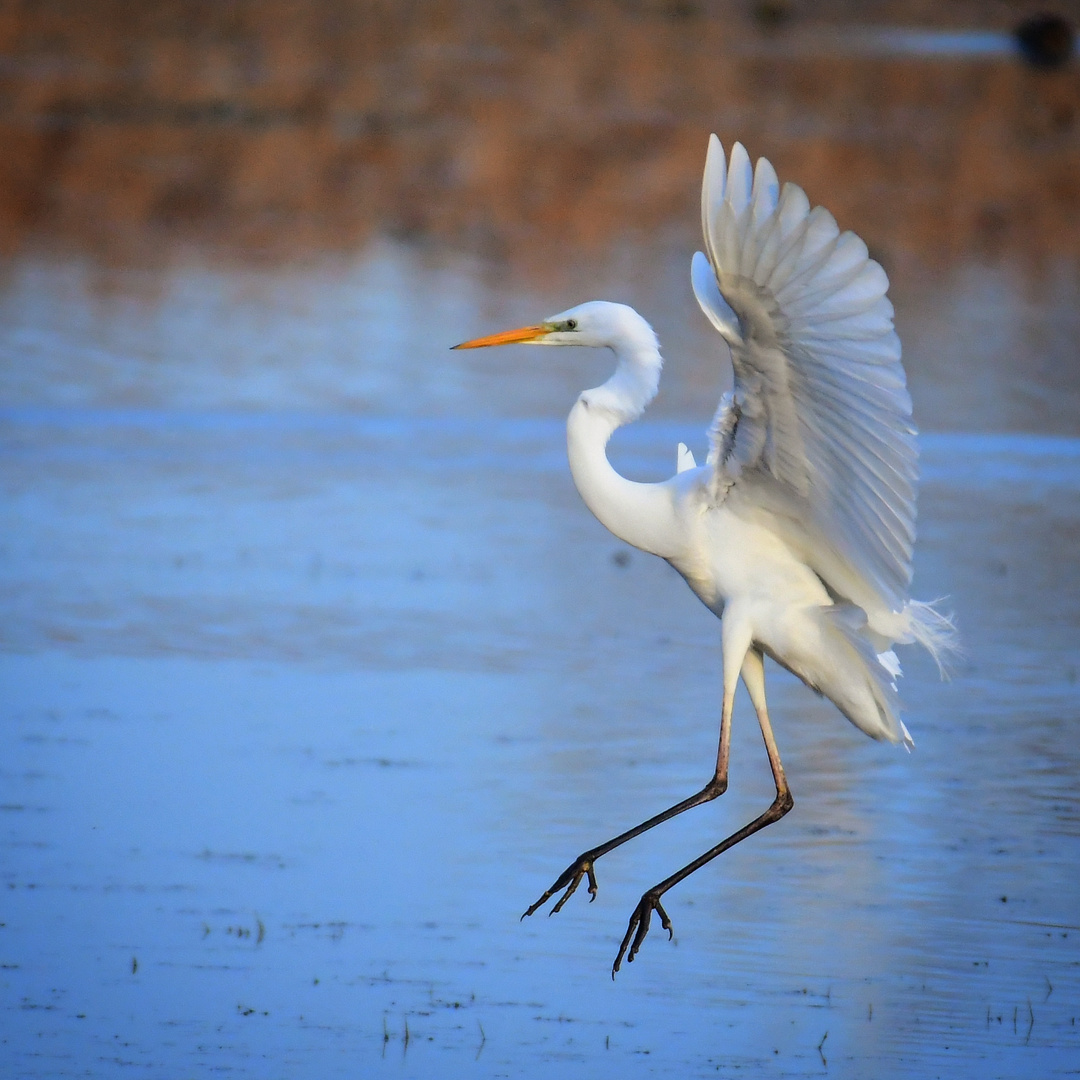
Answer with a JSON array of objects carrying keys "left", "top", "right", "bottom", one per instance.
[{"left": 565, "top": 319, "right": 578, "bottom": 330}]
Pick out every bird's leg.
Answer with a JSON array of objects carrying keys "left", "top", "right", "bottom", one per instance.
[
  {"left": 613, "top": 648, "right": 793, "bottom": 975},
  {"left": 522, "top": 657, "right": 734, "bottom": 920}
]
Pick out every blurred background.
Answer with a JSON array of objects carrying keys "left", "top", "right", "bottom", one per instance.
[
  {"left": 1, "top": 3, "right": 1079, "bottom": 1078},
  {"left": 0, "top": 0, "right": 1078, "bottom": 426},
  {"left": 1, "top": 0, "right": 1078, "bottom": 265}
]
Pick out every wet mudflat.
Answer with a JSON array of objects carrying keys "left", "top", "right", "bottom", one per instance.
[{"left": 1, "top": 243, "right": 1078, "bottom": 1078}]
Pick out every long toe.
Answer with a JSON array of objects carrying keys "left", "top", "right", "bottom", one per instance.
[
  {"left": 612, "top": 893, "right": 674, "bottom": 976},
  {"left": 522, "top": 856, "right": 598, "bottom": 919}
]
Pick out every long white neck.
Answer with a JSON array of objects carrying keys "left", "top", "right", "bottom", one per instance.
[{"left": 565, "top": 328, "right": 682, "bottom": 559}]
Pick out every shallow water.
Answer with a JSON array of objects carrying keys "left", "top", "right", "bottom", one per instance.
[{"left": 1, "top": 244, "right": 1079, "bottom": 1079}]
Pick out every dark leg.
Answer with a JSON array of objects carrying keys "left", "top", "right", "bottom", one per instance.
[
  {"left": 612, "top": 648, "right": 793, "bottom": 975},
  {"left": 522, "top": 663, "right": 734, "bottom": 920}
]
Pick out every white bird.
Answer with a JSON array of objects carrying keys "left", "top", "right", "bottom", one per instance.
[{"left": 453, "top": 136, "right": 956, "bottom": 975}]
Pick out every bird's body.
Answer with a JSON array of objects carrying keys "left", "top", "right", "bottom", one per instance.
[
  {"left": 562, "top": 301, "right": 930, "bottom": 746},
  {"left": 454, "top": 136, "right": 955, "bottom": 973}
]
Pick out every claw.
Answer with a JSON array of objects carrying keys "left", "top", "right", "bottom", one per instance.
[
  {"left": 522, "top": 856, "right": 599, "bottom": 920},
  {"left": 612, "top": 892, "right": 674, "bottom": 976}
]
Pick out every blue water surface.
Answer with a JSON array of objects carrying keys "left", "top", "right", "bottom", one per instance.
[{"left": 1, "top": 246, "right": 1078, "bottom": 1079}]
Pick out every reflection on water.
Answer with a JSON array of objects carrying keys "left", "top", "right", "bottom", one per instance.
[
  {"left": 1, "top": 242, "right": 1078, "bottom": 1078},
  {"left": 1, "top": 243, "right": 1078, "bottom": 433}
]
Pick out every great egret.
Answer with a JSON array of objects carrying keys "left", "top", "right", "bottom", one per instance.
[{"left": 454, "top": 136, "right": 956, "bottom": 975}]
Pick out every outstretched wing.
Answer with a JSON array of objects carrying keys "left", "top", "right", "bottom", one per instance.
[{"left": 692, "top": 136, "right": 917, "bottom": 613}]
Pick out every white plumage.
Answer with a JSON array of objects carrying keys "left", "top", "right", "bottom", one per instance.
[
  {"left": 453, "top": 136, "right": 956, "bottom": 974},
  {"left": 694, "top": 136, "right": 916, "bottom": 617}
]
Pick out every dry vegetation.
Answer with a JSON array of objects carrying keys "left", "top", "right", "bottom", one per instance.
[{"left": 0, "top": 0, "right": 1077, "bottom": 264}]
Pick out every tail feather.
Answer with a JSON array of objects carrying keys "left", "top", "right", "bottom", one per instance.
[
  {"left": 814, "top": 598, "right": 957, "bottom": 751},
  {"left": 821, "top": 604, "right": 909, "bottom": 748},
  {"left": 907, "top": 598, "right": 961, "bottom": 677}
]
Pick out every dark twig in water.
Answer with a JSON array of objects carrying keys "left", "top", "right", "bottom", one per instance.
[{"left": 817, "top": 1030, "right": 828, "bottom": 1067}]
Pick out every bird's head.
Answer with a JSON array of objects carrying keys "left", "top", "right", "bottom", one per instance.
[{"left": 453, "top": 301, "right": 656, "bottom": 353}]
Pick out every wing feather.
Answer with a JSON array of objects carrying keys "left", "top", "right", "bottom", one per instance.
[
  {"left": 767, "top": 208, "right": 841, "bottom": 294},
  {"left": 693, "top": 135, "right": 918, "bottom": 612},
  {"left": 753, "top": 183, "right": 812, "bottom": 282}
]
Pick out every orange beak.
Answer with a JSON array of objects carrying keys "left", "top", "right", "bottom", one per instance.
[{"left": 451, "top": 324, "right": 551, "bottom": 349}]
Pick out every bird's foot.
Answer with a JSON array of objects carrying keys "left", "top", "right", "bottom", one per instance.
[
  {"left": 521, "top": 855, "right": 599, "bottom": 919},
  {"left": 612, "top": 891, "right": 673, "bottom": 976}
]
